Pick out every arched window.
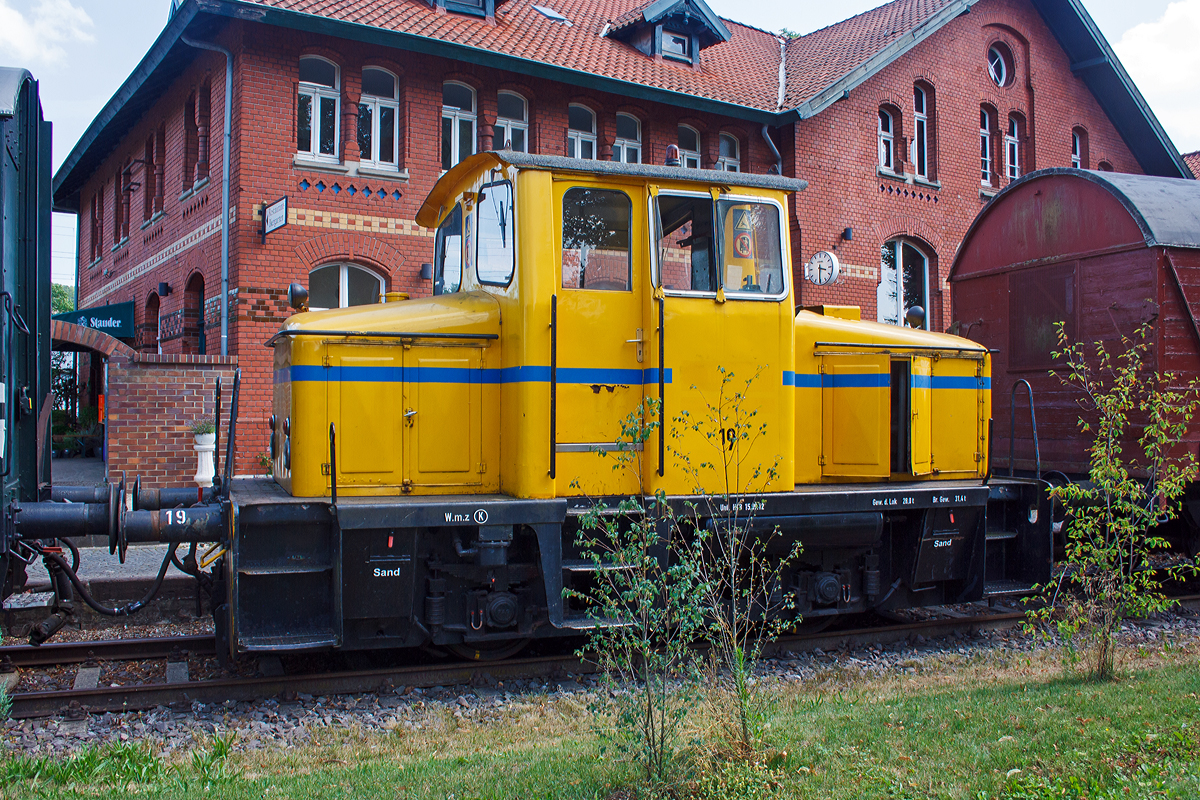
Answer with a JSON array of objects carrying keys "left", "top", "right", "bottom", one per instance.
[
  {"left": 717, "top": 133, "right": 740, "bottom": 172},
  {"left": 677, "top": 125, "right": 701, "bottom": 169},
  {"left": 309, "top": 263, "right": 384, "bottom": 310},
  {"left": 184, "top": 273, "right": 205, "bottom": 355},
  {"left": 1071, "top": 127, "right": 1088, "bottom": 170},
  {"left": 980, "top": 105, "right": 996, "bottom": 186},
  {"left": 878, "top": 108, "right": 895, "bottom": 172},
  {"left": 912, "top": 84, "right": 934, "bottom": 180},
  {"left": 442, "top": 81, "right": 476, "bottom": 170},
  {"left": 358, "top": 67, "right": 399, "bottom": 166},
  {"left": 878, "top": 239, "right": 931, "bottom": 330},
  {"left": 1098, "top": 160, "right": 1114, "bottom": 172},
  {"left": 614, "top": 113, "right": 641, "bottom": 163},
  {"left": 1006, "top": 113, "right": 1024, "bottom": 180},
  {"left": 567, "top": 104, "right": 597, "bottom": 160},
  {"left": 298, "top": 56, "right": 340, "bottom": 161},
  {"left": 142, "top": 293, "right": 160, "bottom": 354},
  {"left": 496, "top": 91, "right": 528, "bottom": 152}
]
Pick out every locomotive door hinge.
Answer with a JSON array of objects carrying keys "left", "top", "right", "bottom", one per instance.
[
  {"left": 818, "top": 455, "right": 826, "bottom": 466},
  {"left": 321, "top": 463, "right": 331, "bottom": 475},
  {"left": 478, "top": 462, "right": 486, "bottom": 474},
  {"left": 323, "top": 355, "right": 331, "bottom": 367},
  {"left": 401, "top": 479, "right": 413, "bottom": 493}
]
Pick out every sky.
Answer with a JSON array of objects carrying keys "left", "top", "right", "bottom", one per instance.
[{"left": 1, "top": 0, "right": 1196, "bottom": 291}]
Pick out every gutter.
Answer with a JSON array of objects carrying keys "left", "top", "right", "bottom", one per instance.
[{"left": 180, "top": 33, "right": 232, "bottom": 357}]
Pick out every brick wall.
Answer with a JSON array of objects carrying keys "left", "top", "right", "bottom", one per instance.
[
  {"left": 789, "top": 0, "right": 1141, "bottom": 330},
  {"left": 71, "top": 0, "right": 1146, "bottom": 475},
  {"left": 106, "top": 353, "right": 238, "bottom": 488}
]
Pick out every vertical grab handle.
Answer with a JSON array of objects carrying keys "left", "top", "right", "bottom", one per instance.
[
  {"left": 329, "top": 422, "right": 337, "bottom": 505},
  {"left": 658, "top": 296, "right": 665, "bottom": 478},
  {"left": 1008, "top": 379, "right": 1040, "bottom": 480},
  {"left": 549, "top": 294, "right": 557, "bottom": 479}
]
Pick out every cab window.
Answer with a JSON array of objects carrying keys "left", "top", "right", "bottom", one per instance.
[
  {"left": 433, "top": 204, "right": 463, "bottom": 295},
  {"left": 718, "top": 200, "right": 785, "bottom": 296},
  {"left": 655, "top": 194, "right": 716, "bottom": 293},
  {"left": 477, "top": 180, "right": 515, "bottom": 286},
  {"left": 561, "top": 188, "right": 631, "bottom": 291}
]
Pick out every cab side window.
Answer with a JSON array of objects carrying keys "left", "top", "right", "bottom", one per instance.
[
  {"left": 433, "top": 204, "right": 463, "bottom": 295},
  {"left": 717, "top": 200, "right": 784, "bottom": 296},
  {"left": 476, "top": 181, "right": 515, "bottom": 286},
  {"left": 561, "top": 188, "right": 631, "bottom": 291},
  {"left": 656, "top": 194, "right": 716, "bottom": 292}
]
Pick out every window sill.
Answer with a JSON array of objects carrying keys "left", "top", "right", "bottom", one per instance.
[
  {"left": 352, "top": 163, "right": 410, "bottom": 181},
  {"left": 877, "top": 166, "right": 910, "bottom": 183},
  {"left": 109, "top": 237, "right": 128, "bottom": 253},
  {"left": 293, "top": 154, "right": 351, "bottom": 175},
  {"left": 88, "top": 257, "right": 103, "bottom": 270},
  {"left": 913, "top": 176, "right": 941, "bottom": 190},
  {"left": 179, "top": 188, "right": 194, "bottom": 202},
  {"left": 192, "top": 177, "right": 210, "bottom": 193},
  {"left": 140, "top": 211, "right": 165, "bottom": 231},
  {"left": 979, "top": 186, "right": 999, "bottom": 199}
]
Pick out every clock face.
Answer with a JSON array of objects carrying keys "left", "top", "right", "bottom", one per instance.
[{"left": 805, "top": 251, "right": 840, "bottom": 286}]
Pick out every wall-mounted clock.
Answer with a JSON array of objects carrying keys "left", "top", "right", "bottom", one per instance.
[{"left": 804, "top": 250, "right": 840, "bottom": 285}]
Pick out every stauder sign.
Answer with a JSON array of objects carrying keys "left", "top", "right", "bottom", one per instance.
[{"left": 53, "top": 301, "right": 135, "bottom": 339}]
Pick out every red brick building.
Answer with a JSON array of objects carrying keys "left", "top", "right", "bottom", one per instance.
[{"left": 52, "top": 0, "right": 1191, "bottom": 476}]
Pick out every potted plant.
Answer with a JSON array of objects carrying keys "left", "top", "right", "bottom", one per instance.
[{"left": 191, "top": 419, "right": 217, "bottom": 488}]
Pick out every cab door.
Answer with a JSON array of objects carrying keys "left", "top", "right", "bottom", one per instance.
[{"left": 553, "top": 183, "right": 645, "bottom": 496}]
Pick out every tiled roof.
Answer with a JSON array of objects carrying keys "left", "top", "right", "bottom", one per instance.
[
  {"left": 241, "top": 0, "right": 784, "bottom": 111},
  {"left": 1184, "top": 151, "right": 1200, "bottom": 180},
  {"left": 782, "top": 0, "right": 960, "bottom": 108}
]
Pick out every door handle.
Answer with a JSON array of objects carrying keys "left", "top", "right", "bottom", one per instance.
[
  {"left": 626, "top": 328, "right": 644, "bottom": 363},
  {"left": 404, "top": 408, "right": 416, "bottom": 427}
]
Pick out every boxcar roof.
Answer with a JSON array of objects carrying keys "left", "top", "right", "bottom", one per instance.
[
  {"left": 950, "top": 168, "right": 1200, "bottom": 281},
  {"left": 418, "top": 150, "right": 808, "bottom": 228},
  {"left": 0, "top": 68, "right": 33, "bottom": 118}
]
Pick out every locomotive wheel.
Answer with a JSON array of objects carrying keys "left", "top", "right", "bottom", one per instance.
[{"left": 445, "top": 638, "right": 531, "bottom": 661}]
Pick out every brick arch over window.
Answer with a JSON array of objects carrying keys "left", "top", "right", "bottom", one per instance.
[
  {"left": 50, "top": 320, "right": 137, "bottom": 359},
  {"left": 294, "top": 232, "right": 405, "bottom": 279}
]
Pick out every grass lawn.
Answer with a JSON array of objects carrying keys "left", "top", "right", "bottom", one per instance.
[{"left": 2, "top": 636, "right": 1198, "bottom": 799}]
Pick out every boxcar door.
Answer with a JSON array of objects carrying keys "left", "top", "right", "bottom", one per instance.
[{"left": 553, "top": 183, "right": 645, "bottom": 496}]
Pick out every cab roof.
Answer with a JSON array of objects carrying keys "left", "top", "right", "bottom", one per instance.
[{"left": 416, "top": 150, "right": 809, "bottom": 228}]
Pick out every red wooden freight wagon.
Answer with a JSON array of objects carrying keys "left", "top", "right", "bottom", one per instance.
[{"left": 948, "top": 168, "right": 1200, "bottom": 548}]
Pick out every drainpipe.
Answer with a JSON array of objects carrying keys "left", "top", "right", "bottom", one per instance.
[
  {"left": 181, "top": 33, "right": 232, "bottom": 357},
  {"left": 761, "top": 125, "right": 782, "bottom": 175}
]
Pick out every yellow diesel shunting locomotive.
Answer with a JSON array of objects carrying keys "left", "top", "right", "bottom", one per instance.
[{"left": 239, "top": 152, "right": 1049, "bottom": 658}]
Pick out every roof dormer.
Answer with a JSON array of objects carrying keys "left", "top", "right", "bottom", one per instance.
[{"left": 606, "top": 0, "right": 732, "bottom": 66}]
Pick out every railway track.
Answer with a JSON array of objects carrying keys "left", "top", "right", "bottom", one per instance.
[
  {"left": 3, "top": 608, "right": 1029, "bottom": 719},
  {"left": 5, "top": 594, "right": 1196, "bottom": 720}
]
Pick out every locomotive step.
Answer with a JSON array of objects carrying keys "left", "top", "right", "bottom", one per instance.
[
  {"left": 240, "top": 631, "right": 339, "bottom": 651},
  {"left": 561, "top": 559, "right": 634, "bottom": 573},
  {"left": 984, "top": 529, "right": 1019, "bottom": 541},
  {"left": 559, "top": 615, "right": 630, "bottom": 630},
  {"left": 983, "top": 580, "right": 1037, "bottom": 597}
]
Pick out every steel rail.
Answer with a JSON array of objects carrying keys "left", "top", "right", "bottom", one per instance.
[
  {"left": 6, "top": 610, "right": 1026, "bottom": 719},
  {"left": 0, "top": 635, "right": 216, "bottom": 667}
]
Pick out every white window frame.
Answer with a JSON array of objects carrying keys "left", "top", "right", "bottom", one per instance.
[
  {"left": 308, "top": 263, "right": 385, "bottom": 311},
  {"left": 662, "top": 29, "right": 691, "bottom": 62},
  {"left": 988, "top": 46, "right": 1009, "bottom": 87},
  {"left": 877, "top": 239, "right": 931, "bottom": 330},
  {"left": 614, "top": 113, "right": 641, "bottom": 163},
  {"left": 567, "top": 104, "right": 597, "bottom": 160},
  {"left": 298, "top": 56, "right": 340, "bottom": 163},
  {"left": 980, "top": 108, "right": 992, "bottom": 185},
  {"left": 878, "top": 109, "right": 894, "bottom": 172},
  {"left": 495, "top": 91, "right": 528, "bottom": 152},
  {"left": 442, "top": 81, "right": 477, "bottom": 171},
  {"left": 1071, "top": 131, "right": 1082, "bottom": 169},
  {"left": 358, "top": 67, "right": 399, "bottom": 168},
  {"left": 678, "top": 124, "right": 701, "bottom": 169},
  {"left": 717, "top": 133, "right": 740, "bottom": 172},
  {"left": 1006, "top": 116, "right": 1021, "bottom": 180},
  {"left": 912, "top": 86, "right": 928, "bottom": 180}
]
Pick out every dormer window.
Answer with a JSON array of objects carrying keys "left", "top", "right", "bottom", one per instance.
[
  {"left": 428, "top": 0, "right": 497, "bottom": 19},
  {"left": 662, "top": 30, "right": 691, "bottom": 61},
  {"left": 605, "top": 0, "right": 731, "bottom": 65}
]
